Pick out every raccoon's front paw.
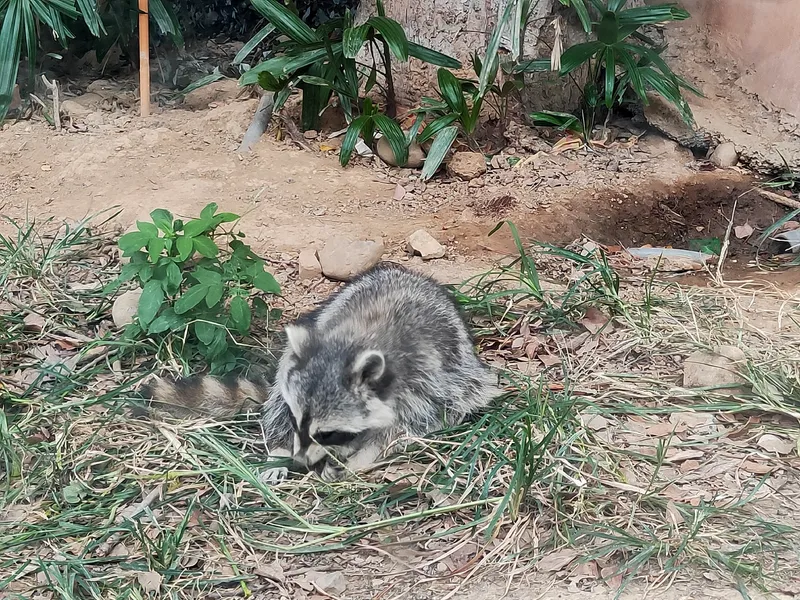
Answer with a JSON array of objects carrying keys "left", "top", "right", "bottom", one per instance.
[
  {"left": 319, "top": 461, "right": 347, "bottom": 483},
  {"left": 258, "top": 466, "right": 289, "bottom": 484}
]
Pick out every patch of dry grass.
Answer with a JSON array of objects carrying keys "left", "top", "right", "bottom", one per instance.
[{"left": 1, "top": 216, "right": 799, "bottom": 599}]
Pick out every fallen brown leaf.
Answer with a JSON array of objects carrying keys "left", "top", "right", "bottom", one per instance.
[
  {"left": 137, "top": 571, "right": 163, "bottom": 593},
  {"left": 734, "top": 222, "right": 754, "bottom": 239},
  {"left": 537, "top": 549, "right": 579, "bottom": 572},
  {"left": 757, "top": 433, "right": 794, "bottom": 455},
  {"left": 741, "top": 460, "right": 773, "bottom": 475}
]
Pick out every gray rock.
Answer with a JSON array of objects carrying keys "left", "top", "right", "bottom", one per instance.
[
  {"left": 318, "top": 236, "right": 384, "bottom": 281},
  {"left": 709, "top": 142, "right": 738, "bottom": 168},
  {"left": 683, "top": 345, "right": 748, "bottom": 389},
  {"left": 375, "top": 137, "right": 425, "bottom": 168},
  {"left": 298, "top": 247, "right": 322, "bottom": 281},
  {"left": 447, "top": 151, "right": 487, "bottom": 180},
  {"left": 407, "top": 229, "right": 446, "bottom": 260},
  {"left": 112, "top": 289, "right": 142, "bottom": 328}
]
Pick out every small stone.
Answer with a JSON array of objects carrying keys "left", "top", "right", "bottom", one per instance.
[
  {"left": 303, "top": 129, "right": 319, "bottom": 140},
  {"left": 112, "top": 289, "right": 142, "bottom": 328},
  {"left": 298, "top": 248, "right": 322, "bottom": 281},
  {"left": 683, "top": 345, "right": 747, "bottom": 389},
  {"left": 468, "top": 177, "right": 484, "bottom": 188},
  {"left": 318, "top": 236, "right": 385, "bottom": 281},
  {"left": 60, "top": 99, "right": 95, "bottom": 118},
  {"left": 407, "top": 229, "right": 446, "bottom": 260},
  {"left": 375, "top": 137, "right": 425, "bottom": 168},
  {"left": 447, "top": 151, "right": 487, "bottom": 181},
  {"left": 709, "top": 142, "right": 738, "bottom": 167}
]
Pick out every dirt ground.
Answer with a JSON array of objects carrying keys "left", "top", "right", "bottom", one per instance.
[{"left": 2, "top": 29, "right": 800, "bottom": 600}]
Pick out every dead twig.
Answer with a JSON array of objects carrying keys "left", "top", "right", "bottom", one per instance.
[
  {"left": 95, "top": 485, "right": 164, "bottom": 557},
  {"left": 41, "top": 75, "right": 61, "bottom": 132},
  {"left": 756, "top": 187, "right": 800, "bottom": 211},
  {"left": 279, "top": 113, "right": 313, "bottom": 152}
]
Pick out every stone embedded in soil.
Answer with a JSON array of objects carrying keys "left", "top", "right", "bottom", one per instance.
[
  {"left": 318, "top": 236, "right": 385, "bottom": 281},
  {"left": 183, "top": 79, "right": 240, "bottom": 111},
  {"left": 61, "top": 97, "right": 100, "bottom": 118},
  {"left": 447, "top": 151, "right": 487, "bottom": 181},
  {"left": 303, "top": 129, "right": 319, "bottom": 140},
  {"left": 407, "top": 229, "right": 446, "bottom": 260},
  {"left": 375, "top": 137, "right": 425, "bottom": 168},
  {"left": 298, "top": 247, "right": 322, "bottom": 281},
  {"left": 683, "top": 345, "right": 748, "bottom": 389},
  {"left": 112, "top": 289, "right": 142, "bottom": 328},
  {"left": 709, "top": 142, "right": 738, "bottom": 167}
]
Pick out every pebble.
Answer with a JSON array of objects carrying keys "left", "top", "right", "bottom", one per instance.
[
  {"left": 318, "top": 236, "right": 385, "bottom": 281},
  {"left": 407, "top": 229, "right": 446, "bottom": 260}
]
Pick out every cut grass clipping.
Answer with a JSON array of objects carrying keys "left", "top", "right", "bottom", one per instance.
[{"left": 1, "top": 215, "right": 799, "bottom": 598}]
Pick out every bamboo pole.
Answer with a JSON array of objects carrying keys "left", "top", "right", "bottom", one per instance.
[{"left": 138, "top": 0, "right": 150, "bottom": 117}]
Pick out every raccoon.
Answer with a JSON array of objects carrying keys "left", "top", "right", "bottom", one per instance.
[
  {"left": 260, "top": 262, "right": 500, "bottom": 482},
  {"left": 145, "top": 262, "right": 500, "bottom": 482}
]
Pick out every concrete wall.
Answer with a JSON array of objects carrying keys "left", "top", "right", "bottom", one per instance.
[{"left": 680, "top": 0, "right": 800, "bottom": 115}]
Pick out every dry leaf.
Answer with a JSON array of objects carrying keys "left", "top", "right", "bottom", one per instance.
[
  {"left": 137, "top": 571, "right": 163, "bottom": 593},
  {"left": 734, "top": 222, "right": 754, "bottom": 238},
  {"left": 23, "top": 313, "right": 46, "bottom": 332},
  {"left": 600, "top": 566, "right": 623, "bottom": 591},
  {"left": 579, "top": 306, "right": 611, "bottom": 335},
  {"left": 302, "top": 570, "right": 347, "bottom": 595},
  {"left": 536, "top": 549, "right": 579, "bottom": 572},
  {"left": 679, "top": 459, "right": 701, "bottom": 473},
  {"left": 579, "top": 412, "right": 610, "bottom": 431},
  {"left": 757, "top": 433, "right": 794, "bottom": 455},
  {"left": 666, "top": 500, "right": 684, "bottom": 525},
  {"left": 318, "top": 143, "right": 337, "bottom": 152},
  {"left": 538, "top": 354, "right": 561, "bottom": 368},
  {"left": 255, "top": 560, "right": 285, "bottom": 583},
  {"left": 741, "top": 460, "right": 773, "bottom": 475},
  {"left": 668, "top": 449, "right": 705, "bottom": 462}
]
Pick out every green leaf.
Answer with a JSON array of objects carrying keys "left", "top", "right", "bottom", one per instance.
[
  {"left": 343, "top": 24, "right": 369, "bottom": 58},
  {"left": 559, "top": 41, "right": 603, "bottom": 75},
  {"left": 617, "top": 48, "right": 646, "bottom": 101},
  {"left": 176, "top": 236, "right": 194, "bottom": 261},
  {"left": 192, "top": 267, "right": 223, "bottom": 286},
  {"left": 340, "top": 115, "right": 372, "bottom": 166},
  {"left": 603, "top": 46, "right": 616, "bottom": 108},
  {"left": 119, "top": 231, "right": 150, "bottom": 255},
  {"left": 373, "top": 115, "right": 409, "bottom": 166},
  {"left": 407, "top": 42, "right": 461, "bottom": 69},
  {"left": 193, "top": 236, "right": 219, "bottom": 258},
  {"left": 194, "top": 320, "right": 218, "bottom": 345},
  {"left": 618, "top": 5, "right": 690, "bottom": 26},
  {"left": 422, "top": 126, "right": 459, "bottom": 181},
  {"left": 165, "top": 261, "right": 182, "bottom": 294},
  {"left": 215, "top": 212, "right": 240, "bottom": 224},
  {"left": 258, "top": 70, "right": 286, "bottom": 92},
  {"left": 149, "top": 209, "right": 173, "bottom": 233},
  {"left": 205, "top": 282, "right": 225, "bottom": 308},
  {"left": 230, "top": 296, "right": 252, "bottom": 334},
  {"left": 510, "top": 58, "right": 551, "bottom": 74},
  {"left": 250, "top": 0, "right": 320, "bottom": 45},
  {"left": 597, "top": 10, "right": 620, "bottom": 45},
  {"left": 365, "top": 63, "right": 378, "bottom": 93},
  {"left": 561, "top": 0, "right": 592, "bottom": 32},
  {"left": 137, "top": 221, "right": 159, "bottom": 237},
  {"left": 253, "top": 271, "right": 281, "bottom": 294},
  {"left": 200, "top": 203, "right": 218, "bottom": 221},
  {"left": 478, "top": 0, "right": 515, "bottom": 97},
  {"left": 138, "top": 280, "right": 165, "bottom": 326},
  {"left": 0, "top": 0, "right": 24, "bottom": 121},
  {"left": 437, "top": 68, "right": 467, "bottom": 116},
  {"left": 417, "top": 113, "right": 459, "bottom": 144},
  {"left": 149, "top": 0, "right": 183, "bottom": 46},
  {"left": 530, "top": 110, "right": 581, "bottom": 132},
  {"left": 148, "top": 308, "right": 186, "bottom": 334},
  {"left": 234, "top": 23, "right": 276, "bottom": 65},
  {"left": 147, "top": 236, "right": 165, "bottom": 263},
  {"left": 174, "top": 284, "right": 208, "bottom": 314},
  {"left": 183, "top": 219, "right": 211, "bottom": 238},
  {"left": 367, "top": 16, "right": 409, "bottom": 61}
]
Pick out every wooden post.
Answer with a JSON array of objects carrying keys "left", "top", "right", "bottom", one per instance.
[{"left": 138, "top": 0, "right": 150, "bottom": 117}]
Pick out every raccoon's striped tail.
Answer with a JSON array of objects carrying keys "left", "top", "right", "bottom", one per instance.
[{"left": 140, "top": 374, "right": 271, "bottom": 419}]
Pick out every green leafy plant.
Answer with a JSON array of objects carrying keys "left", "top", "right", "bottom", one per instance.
[
  {"left": 0, "top": 0, "right": 182, "bottom": 122},
  {"left": 558, "top": 0, "right": 701, "bottom": 124},
  {"left": 115, "top": 203, "right": 281, "bottom": 374},
  {"left": 339, "top": 97, "right": 408, "bottom": 166},
  {"left": 241, "top": 0, "right": 460, "bottom": 131}
]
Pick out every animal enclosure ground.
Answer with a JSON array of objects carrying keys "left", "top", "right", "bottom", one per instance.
[{"left": 2, "top": 73, "right": 800, "bottom": 599}]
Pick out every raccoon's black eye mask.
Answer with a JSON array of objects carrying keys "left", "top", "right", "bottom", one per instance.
[{"left": 313, "top": 430, "right": 359, "bottom": 446}]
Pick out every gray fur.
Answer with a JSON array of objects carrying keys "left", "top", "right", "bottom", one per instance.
[{"left": 261, "top": 262, "right": 499, "bottom": 482}]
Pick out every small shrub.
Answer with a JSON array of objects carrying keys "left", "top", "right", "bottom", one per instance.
[{"left": 115, "top": 203, "right": 281, "bottom": 374}]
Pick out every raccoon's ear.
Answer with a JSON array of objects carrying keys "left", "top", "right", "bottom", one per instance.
[
  {"left": 352, "top": 349, "right": 386, "bottom": 384},
  {"left": 284, "top": 324, "right": 310, "bottom": 356}
]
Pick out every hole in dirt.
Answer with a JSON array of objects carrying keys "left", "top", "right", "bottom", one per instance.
[{"left": 575, "top": 177, "right": 790, "bottom": 258}]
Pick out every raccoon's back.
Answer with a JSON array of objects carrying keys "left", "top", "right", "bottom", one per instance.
[
  {"left": 141, "top": 374, "right": 270, "bottom": 419},
  {"left": 311, "top": 263, "right": 472, "bottom": 351}
]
